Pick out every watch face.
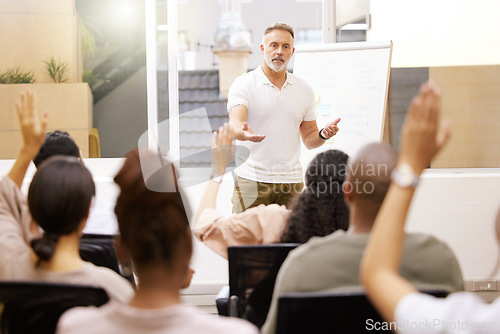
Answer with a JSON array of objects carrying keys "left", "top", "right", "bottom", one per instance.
[{"left": 392, "top": 164, "right": 418, "bottom": 188}]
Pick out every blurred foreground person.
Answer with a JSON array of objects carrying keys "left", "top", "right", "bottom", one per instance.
[{"left": 58, "top": 149, "right": 258, "bottom": 334}]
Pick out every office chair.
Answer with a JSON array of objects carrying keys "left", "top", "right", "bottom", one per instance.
[
  {"left": 79, "top": 233, "right": 135, "bottom": 287},
  {"left": 276, "top": 289, "right": 448, "bottom": 334},
  {"left": 0, "top": 281, "right": 109, "bottom": 334},
  {"left": 79, "top": 234, "right": 121, "bottom": 274},
  {"left": 216, "top": 243, "right": 299, "bottom": 327}
]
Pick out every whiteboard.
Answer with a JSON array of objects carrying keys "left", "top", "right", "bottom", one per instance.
[{"left": 293, "top": 41, "right": 393, "bottom": 166}]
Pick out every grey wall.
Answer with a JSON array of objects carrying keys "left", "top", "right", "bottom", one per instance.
[
  {"left": 93, "top": 67, "right": 148, "bottom": 157},
  {"left": 388, "top": 68, "right": 429, "bottom": 150}
]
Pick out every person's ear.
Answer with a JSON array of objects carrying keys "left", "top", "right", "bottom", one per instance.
[
  {"left": 260, "top": 44, "right": 264, "bottom": 54},
  {"left": 343, "top": 181, "right": 353, "bottom": 204}
]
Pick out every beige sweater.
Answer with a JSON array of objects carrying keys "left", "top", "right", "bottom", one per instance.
[
  {"left": 193, "top": 204, "right": 290, "bottom": 258},
  {"left": 0, "top": 176, "right": 134, "bottom": 304},
  {"left": 57, "top": 302, "right": 259, "bottom": 334}
]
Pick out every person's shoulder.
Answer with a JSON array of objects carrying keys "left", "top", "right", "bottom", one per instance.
[
  {"left": 81, "top": 261, "right": 124, "bottom": 280},
  {"left": 57, "top": 304, "right": 109, "bottom": 333},
  {"left": 80, "top": 262, "right": 134, "bottom": 298},
  {"left": 286, "top": 230, "right": 348, "bottom": 261},
  {"left": 396, "top": 291, "right": 491, "bottom": 327},
  {"left": 0, "top": 174, "right": 26, "bottom": 203},
  {"left": 231, "top": 204, "right": 289, "bottom": 226},
  {"left": 288, "top": 71, "right": 313, "bottom": 89},
  {"left": 253, "top": 203, "right": 290, "bottom": 215},
  {"left": 404, "top": 232, "right": 452, "bottom": 252},
  {"left": 179, "top": 305, "right": 259, "bottom": 333}
]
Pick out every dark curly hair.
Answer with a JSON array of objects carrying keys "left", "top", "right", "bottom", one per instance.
[
  {"left": 280, "top": 150, "right": 350, "bottom": 243},
  {"left": 33, "top": 131, "right": 80, "bottom": 168}
]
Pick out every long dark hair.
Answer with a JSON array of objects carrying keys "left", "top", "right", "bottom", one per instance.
[
  {"left": 280, "top": 150, "right": 350, "bottom": 243},
  {"left": 28, "top": 156, "right": 95, "bottom": 260},
  {"left": 114, "top": 149, "right": 191, "bottom": 272}
]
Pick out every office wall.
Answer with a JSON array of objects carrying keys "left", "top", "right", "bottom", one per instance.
[
  {"left": 430, "top": 65, "right": 500, "bottom": 168},
  {"left": 0, "top": 83, "right": 92, "bottom": 158},
  {"left": 368, "top": 0, "right": 500, "bottom": 67},
  {"left": 0, "top": 0, "right": 81, "bottom": 83},
  {"left": 406, "top": 168, "right": 500, "bottom": 301},
  {"left": 368, "top": 1, "right": 500, "bottom": 167},
  {"left": 93, "top": 67, "right": 148, "bottom": 158}
]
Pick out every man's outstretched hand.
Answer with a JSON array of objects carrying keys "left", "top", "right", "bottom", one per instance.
[{"left": 242, "top": 122, "right": 266, "bottom": 142}]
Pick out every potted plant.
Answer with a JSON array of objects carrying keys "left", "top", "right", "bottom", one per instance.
[{"left": 43, "top": 57, "right": 69, "bottom": 83}]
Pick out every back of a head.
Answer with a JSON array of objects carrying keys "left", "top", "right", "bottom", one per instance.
[
  {"left": 114, "top": 149, "right": 191, "bottom": 274},
  {"left": 281, "top": 150, "right": 350, "bottom": 243},
  {"left": 28, "top": 156, "right": 96, "bottom": 260},
  {"left": 33, "top": 131, "right": 80, "bottom": 168},
  {"left": 345, "top": 143, "right": 398, "bottom": 212}
]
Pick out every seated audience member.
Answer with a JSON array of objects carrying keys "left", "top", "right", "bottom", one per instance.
[
  {"left": 261, "top": 140, "right": 464, "bottom": 334},
  {"left": 360, "top": 83, "right": 498, "bottom": 334},
  {"left": 0, "top": 91, "right": 134, "bottom": 303},
  {"left": 57, "top": 149, "right": 258, "bottom": 334},
  {"left": 33, "top": 130, "right": 118, "bottom": 235},
  {"left": 194, "top": 123, "right": 350, "bottom": 258}
]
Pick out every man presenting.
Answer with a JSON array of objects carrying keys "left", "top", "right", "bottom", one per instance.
[{"left": 228, "top": 22, "right": 340, "bottom": 213}]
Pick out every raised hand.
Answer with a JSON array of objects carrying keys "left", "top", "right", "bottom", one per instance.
[
  {"left": 399, "top": 82, "right": 450, "bottom": 173},
  {"left": 15, "top": 91, "right": 48, "bottom": 158},
  {"left": 242, "top": 122, "right": 266, "bottom": 142},
  {"left": 9, "top": 91, "right": 48, "bottom": 188},
  {"left": 211, "top": 123, "right": 236, "bottom": 178}
]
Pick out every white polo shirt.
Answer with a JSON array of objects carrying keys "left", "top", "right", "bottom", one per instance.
[{"left": 227, "top": 66, "right": 316, "bottom": 183}]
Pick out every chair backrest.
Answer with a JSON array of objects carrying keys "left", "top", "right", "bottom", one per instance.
[
  {"left": 276, "top": 290, "right": 448, "bottom": 334},
  {"left": 79, "top": 233, "right": 136, "bottom": 287},
  {"left": 228, "top": 243, "right": 299, "bottom": 319},
  {"left": 79, "top": 233, "right": 121, "bottom": 274},
  {"left": 0, "top": 281, "right": 109, "bottom": 334}
]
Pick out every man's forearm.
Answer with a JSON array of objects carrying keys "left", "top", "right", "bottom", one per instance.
[
  {"left": 228, "top": 120, "right": 246, "bottom": 141},
  {"left": 303, "top": 130, "right": 326, "bottom": 149}
]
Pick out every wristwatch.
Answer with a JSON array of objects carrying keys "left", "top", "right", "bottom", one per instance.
[
  {"left": 319, "top": 128, "right": 328, "bottom": 140},
  {"left": 391, "top": 164, "right": 419, "bottom": 188}
]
